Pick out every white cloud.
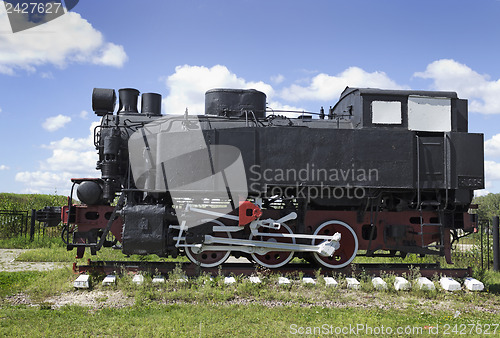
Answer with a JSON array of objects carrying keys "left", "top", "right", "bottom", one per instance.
[
  {"left": 16, "top": 122, "right": 99, "bottom": 195},
  {"left": 40, "top": 122, "right": 98, "bottom": 171},
  {"left": 475, "top": 189, "right": 490, "bottom": 197},
  {"left": 266, "top": 100, "right": 308, "bottom": 118},
  {"left": 40, "top": 71, "right": 54, "bottom": 79},
  {"left": 0, "top": 11, "right": 127, "bottom": 74},
  {"left": 163, "top": 65, "right": 274, "bottom": 115},
  {"left": 0, "top": 165, "right": 9, "bottom": 170},
  {"left": 414, "top": 59, "right": 500, "bottom": 114},
  {"left": 485, "top": 134, "right": 500, "bottom": 158},
  {"left": 91, "top": 42, "right": 127, "bottom": 68},
  {"left": 79, "top": 110, "right": 89, "bottom": 119},
  {"left": 270, "top": 74, "right": 285, "bottom": 84},
  {"left": 42, "top": 114, "right": 71, "bottom": 132},
  {"left": 161, "top": 64, "right": 407, "bottom": 117},
  {"left": 485, "top": 160, "right": 500, "bottom": 185},
  {"left": 280, "top": 67, "right": 405, "bottom": 102},
  {"left": 40, "top": 146, "right": 96, "bottom": 173},
  {"left": 15, "top": 171, "right": 74, "bottom": 194},
  {"left": 470, "top": 161, "right": 500, "bottom": 195}
]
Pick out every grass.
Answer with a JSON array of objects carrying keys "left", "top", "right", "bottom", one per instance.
[
  {"left": 0, "top": 271, "right": 42, "bottom": 298},
  {"left": 14, "top": 246, "right": 189, "bottom": 263},
  {"left": 481, "top": 270, "right": 500, "bottom": 293},
  {"left": 0, "top": 268, "right": 74, "bottom": 301},
  {"left": 0, "top": 303, "right": 498, "bottom": 337},
  {"left": 0, "top": 268, "right": 500, "bottom": 337},
  {"left": 0, "top": 234, "right": 64, "bottom": 249},
  {"left": 0, "top": 263, "right": 499, "bottom": 336}
]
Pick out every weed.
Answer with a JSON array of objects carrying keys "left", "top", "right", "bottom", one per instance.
[
  {"left": 0, "top": 271, "right": 42, "bottom": 297},
  {"left": 315, "top": 270, "right": 326, "bottom": 286},
  {"left": 167, "top": 263, "right": 185, "bottom": 280},
  {"left": 23, "top": 267, "right": 74, "bottom": 302},
  {"left": 38, "top": 302, "right": 53, "bottom": 310},
  {"left": 407, "top": 265, "right": 422, "bottom": 280},
  {"left": 96, "top": 296, "right": 108, "bottom": 303}
]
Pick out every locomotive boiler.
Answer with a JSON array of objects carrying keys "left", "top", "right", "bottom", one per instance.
[{"left": 59, "top": 86, "right": 484, "bottom": 269}]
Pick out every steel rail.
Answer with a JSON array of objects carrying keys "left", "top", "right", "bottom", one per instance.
[{"left": 74, "top": 260, "right": 472, "bottom": 279}]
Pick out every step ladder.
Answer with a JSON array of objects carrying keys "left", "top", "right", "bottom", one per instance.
[
  {"left": 417, "top": 207, "right": 444, "bottom": 251},
  {"left": 415, "top": 133, "right": 450, "bottom": 252}
]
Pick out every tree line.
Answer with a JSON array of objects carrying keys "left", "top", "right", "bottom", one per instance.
[{"left": 473, "top": 193, "right": 500, "bottom": 223}]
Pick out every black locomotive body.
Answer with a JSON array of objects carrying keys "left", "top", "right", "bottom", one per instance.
[{"left": 61, "top": 86, "right": 484, "bottom": 269}]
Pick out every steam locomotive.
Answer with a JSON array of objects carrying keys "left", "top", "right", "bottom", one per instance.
[{"left": 57, "top": 86, "right": 484, "bottom": 269}]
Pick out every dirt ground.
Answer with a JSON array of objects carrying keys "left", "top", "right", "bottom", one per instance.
[
  {"left": 0, "top": 249, "right": 67, "bottom": 272},
  {"left": 0, "top": 249, "right": 135, "bottom": 309}
]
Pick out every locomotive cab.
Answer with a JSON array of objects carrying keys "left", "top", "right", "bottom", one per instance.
[{"left": 332, "top": 87, "right": 468, "bottom": 132}]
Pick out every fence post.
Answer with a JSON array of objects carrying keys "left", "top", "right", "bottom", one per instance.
[
  {"left": 481, "top": 221, "right": 484, "bottom": 271},
  {"left": 30, "top": 209, "right": 36, "bottom": 242},
  {"left": 493, "top": 216, "right": 500, "bottom": 272}
]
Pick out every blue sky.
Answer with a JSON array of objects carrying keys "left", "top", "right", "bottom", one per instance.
[{"left": 1, "top": 0, "right": 500, "bottom": 196}]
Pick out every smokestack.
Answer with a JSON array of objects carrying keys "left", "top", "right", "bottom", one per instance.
[
  {"left": 118, "top": 88, "right": 140, "bottom": 114},
  {"left": 141, "top": 93, "right": 162, "bottom": 116}
]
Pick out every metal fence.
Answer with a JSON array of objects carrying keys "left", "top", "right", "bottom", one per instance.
[
  {"left": 0, "top": 209, "right": 59, "bottom": 241},
  {"left": 451, "top": 220, "right": 488, "bottom": 270},
  {"left": 450, "top": 217, "right": 500, "bottom": 271},
  {"left": 0, "top": 210, "right": 30, "bottom": 239},
  {"left": 478, "top": 220, "right": 493, "bottom": 270}
]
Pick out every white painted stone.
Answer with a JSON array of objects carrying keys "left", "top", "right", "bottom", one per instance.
[
  {"left": 152, "top": 276, "right": 165, "bottom": 284},
  {"left": 249, "top": 276, "right": 261, "bottom": 284},
  {"left": 102, "top": 275, "right": 116, "bottom": 286},
  {"left": 132, "top": 274, "right": 144, "bottom": 285},
  {"left": 74, "top": 274, "right": 90, "bottom": 289},
  {"left": 224, "top": 276, "right": 236, "bottom": 284},
  {"left": 440, "top": 277, "right": 461, "bottom": 291},
  {"left": 346, "top": 277, "right": 360, "bottom": 289},
  {"left": 416, "top": 277, "right": 435, "bottom": 290},
  {"left": 175, "top": 275, "right": 188, "bottom": 283},
  {"left": 394, "top": 277, "right": 411, "bottom": 291},
  {"left": 278, "top": 277, "right": 291, "bottom": 285},
  {"left": 324, "top": 277, "right": 338, "bottom": 287},
  {"left": 302, "top": 277, "right": 316, "bottom": 284},
  {"left": 372, "top": 277, "right": 387, "bottom": 290},
  {"left": 464, "top": 277, "right": 484, "bottom": 291}
]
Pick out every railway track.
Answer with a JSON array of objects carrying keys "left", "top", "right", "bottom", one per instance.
[{"left": 74, "top": 260, "right": 472, "bottom": 279}]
